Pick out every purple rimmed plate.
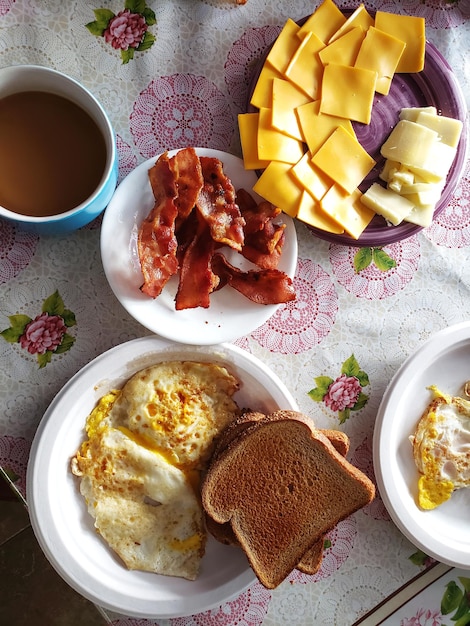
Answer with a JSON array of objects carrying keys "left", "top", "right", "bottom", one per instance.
[{"left": 247, "top": 20, "right": 467, "bottom": 247}]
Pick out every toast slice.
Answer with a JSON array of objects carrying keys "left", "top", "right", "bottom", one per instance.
[
  {"left": 201, "top": 416, "right": 374, "bottom": 588},
  {"left": 207, "top": 410, "right": 350, "bottom": 575}
]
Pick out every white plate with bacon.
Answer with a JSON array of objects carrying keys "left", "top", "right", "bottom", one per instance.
[{"left": 101, "top": 148, "right": 298, "bottom": 344}]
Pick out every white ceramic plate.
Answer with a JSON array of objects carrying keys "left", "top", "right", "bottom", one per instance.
[
  {"left": 26, "top": 336, "right": 299, "bottom": 618},
  {"left": 373, "top": 321, "right": 470, "bottom": 569},
  {"left": 100, "top": 148, "right": 298, "bottom": 345}
]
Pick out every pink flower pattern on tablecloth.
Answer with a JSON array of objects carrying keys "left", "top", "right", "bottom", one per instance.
[
  {"left": 251, "top": 258, "right": 338, "bottom": 354},
  {"left": 424, "top": 165, "right": 470, "bottom": 247},
  {"left": 103, "top": 9, "right": 147, "bottom": 51},
  {"left": 0, "top": 435, "right": 29, "bottom": 499},
  {"left": 289, "top": 517, "right": 357, "bottom": 585},
  {"left": 349, "top": 435, "right": 389, "bottom": 521},
  {"left": 324, "top": 374, "right": 362, "bottom": 412},
  {"left": 171, "top": 582, "right": 271, "bottom": 626},
  {"left": 116, "top": 133, "right": 138, "bottom": 181},
  {"left": 330, "top": 237, "right": 420, "bottom": 299},
  {"left": 0, "top": 0, "right": 14, "bottom": 16},
  {"left": 19, "top": 312, "right": 67, "bottom": 355},
  {"left": 130, "top": 74, "right": 234, "bottom": 157},
  {"left": 233, "top": 335, "right": 251, "bottom": 352},
  {"left": 224, "top": 25, "right": 281, "bottom": 111},
  {"left": 0, "top": 221, "right": 38, "bottom": 283}
]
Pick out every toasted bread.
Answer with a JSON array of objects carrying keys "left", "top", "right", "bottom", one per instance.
[
  {"left": 207, "top": 410, "right": 350, "bottom": 575},
  {"left": 201, "top": 415, "right": 374, "bottom": 588}
]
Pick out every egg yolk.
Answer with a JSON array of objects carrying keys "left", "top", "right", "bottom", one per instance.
[
  {"left": 85, "top": 390, "right": 120, "bottom": 438},
  {"left": 418, "top": 475, "right": 454, "bottom": 510}
]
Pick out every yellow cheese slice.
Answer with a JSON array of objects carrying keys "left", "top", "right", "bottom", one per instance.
[
  {"left": 250, "top": 62, "right": 283, "bottom": 110},
  {"left": 297, "top": 0, "right": 346, "bottom": 43},
  {"left": 321, "top": 186, "right": 375, "bottom": 239},
  {"left": 374, "top": 11, "right": 425, "bottom": 73},
  {"left": 297, "top": 100, "right": 355, "bottom": 155},
  {"left": 271, "top": 78, "right": 311, "bottom": 141},
  {"left": 320, "top": 63, "right": 377, "bottom": 124},
  {"left": 297, "top": 189, "right": 345, "bottom": 233},
  {"left": 291, "top": 152, "right": 332, "bottom": 201},
  {"left": 238, "top": 113, "right": 271, "bottom": 170},
  {"left": 253, "top": 161, "right": 302, "bottom": 217},
  {"left": 265, "top": 19, "right": 300, "bottom": 74},
  {"left": 257, "top": 107, "right": 305, "bottom": 164},
  {"left": 328, "top": 4, "right": 374, "bottom": 44},
  {"left": 318, "top": 27, "right": 365, "bottom": 67},
  {"left": 311, "top": 126, "right": 376, "bottom": 194},
  {"left": 284, "top": 30, "right": 325, "bottom": 99},
  {"left": 355, "top": 26, "right": 406, "bottom": 95}
]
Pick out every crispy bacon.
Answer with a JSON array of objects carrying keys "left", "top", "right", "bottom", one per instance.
[
  {"left": 211, "top": 253, "right": 295, "bottom": 305},
  {"left": 237, "top": 189, "right": 280, "bottom": 235},
  {"left": 196, "top": 157, "right": 245, "bottom": 251},
  {"left": 241, "top": 227, "right": 286, "bottom": 269},
  {"left": 138, "top": 153, "right": 179, "bottom": 298},
  {"left": 175, "top": 214, "right": 219, "bottom": 310},
  {"left": 168, "top": 147, "right": 203, "bottom": 224},
  {"left": 236, "top": 189, "right": 286, "bottom": 269},
  {"left": 137, "top": 151, "right": 296, "bottom": 309}
]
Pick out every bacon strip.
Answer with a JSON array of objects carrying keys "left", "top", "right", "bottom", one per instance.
[
  {"left": 236, "top": 189, "right": 286, "bottom": 269},
  {"left": 196, "top": 157, "right": 245, "bottom": 251},
  {"left": 138, "top": 153, "right": 179, "bottom": 298},
  {"left": 168, "top": 147, "right": 203, "bottom": 224},
  {"left": 211, "top": 253, "right": 295, "bottom": 305},
  {"left": 241, "top": 228, "right": 286, "bottom": 269},
  {"left": 237, "top": 189, "right": 280, "bottom": 235},
  {"left": 175, "top": 214, "right": 219, "bottom": 310}
]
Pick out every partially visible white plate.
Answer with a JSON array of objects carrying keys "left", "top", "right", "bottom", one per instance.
[
  {"left": 26, "top": 336, "right": 299, "bottom": 618},
  {"left": 373, "top": 321, "right": 470, "bottom": 569},
  {"left": 100, "top": 148, "right": 298, "bottom": 345}
]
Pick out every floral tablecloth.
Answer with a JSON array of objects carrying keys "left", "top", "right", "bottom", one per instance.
[{"left": 0, "top": 1, "right": 469, "bottom": 624}]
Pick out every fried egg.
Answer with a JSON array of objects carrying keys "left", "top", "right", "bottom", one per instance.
[
  {"left": 71, "top": 360, "right": 241, "bottom": 580},
  {"left": 410, "top": 387, "right": 470, "bottom": 510},
  {"left": 105, "top": 361, "right": 240, "bottom": 469}
]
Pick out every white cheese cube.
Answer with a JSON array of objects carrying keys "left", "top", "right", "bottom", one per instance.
[
  {"left": 399, "top": 106, "right": 437, "bottom": 122},
  {"left": 388, "top": 178, "right": 402, "bottom": 193},
  {"left": 405, "top": 203, "right": 435, "bottom": 227},
  {"left": 400, "top": 182, "right": 444, "bottom": 206},
  {"left": 406, "top": 140, "right": 457, "bottom": 183},
  {"left": 361, "top": 183, "right": 415, "bottom": 225},
  {"left": 379, "top": 159, "right": 400, "bottom": 183},
  {"left": 416, "top": 111, "right": 463, "bottom": 148},
  {"left": 381, "top": 120, "right": 438, "bottom": 169},
  {"left": 404, "top": 189, "right": 442, "bottom": 207}
]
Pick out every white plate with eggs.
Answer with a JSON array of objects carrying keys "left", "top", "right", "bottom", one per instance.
[
  {"left": 26, "top": 336, "right": 299, "bottom": 618},
  {"left": 373, "top": 321, "right": 470, "bottom": 569}
]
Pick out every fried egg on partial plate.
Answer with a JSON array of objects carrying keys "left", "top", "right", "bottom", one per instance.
[
  {"left": 410, "top": 387, "right": 470, "bottom": 510},
  {"left": 71, "top": 361, "right": 241, "bottom": 580}
]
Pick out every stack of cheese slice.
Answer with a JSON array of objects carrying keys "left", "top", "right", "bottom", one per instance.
[
  {"left": 361, "top": 106, "right": 463, "bottom": 227},
  {"left": 239, "top": 0, "right": 428, "bottom": 239}
]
